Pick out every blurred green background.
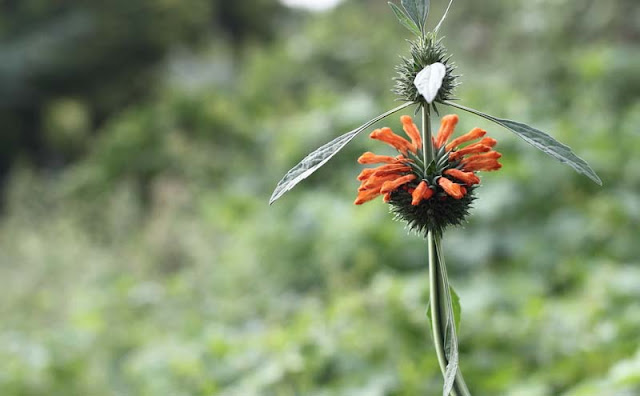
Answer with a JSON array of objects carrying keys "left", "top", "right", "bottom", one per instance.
[{"left": 0, "top": 0, "right": 639, "bottom": 395}]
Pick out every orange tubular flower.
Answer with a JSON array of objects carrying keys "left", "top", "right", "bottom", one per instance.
[
  {"left": 434, "top": 114, "right": 459, "bottom": 149},
  {"left": 354, "top": 114, "right": 502, "bottom": 235},
  {"left": 370, "top": 127, "right": 415, "bottom": 155},
  {"left": 400, "top": 115, "right": 422, "bottom": 152},
  {"left": 445, "top": 127, "right": 486, "bottom": 151},
  {"left": 444, "top": 169, "right": 480, "bottom": 186},
  {"left": 438, "top": 177, "right": 465, "bottom": 199},
  {"left": 358, "top": 152, "right": 401, "bottom": 164},
  {"left": 411, "top": 180, "right": 431, "bottom": 206}
]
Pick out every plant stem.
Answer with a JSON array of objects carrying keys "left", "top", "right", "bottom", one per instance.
[
  {"left": 428, "top": 234, "right": 472, "bottom": 396},
  {"left": 422, "top": 105, "right": 433, "bottom": 175},
  {"left": 423, "top": 108, "right": 471, "bottom": 396}
]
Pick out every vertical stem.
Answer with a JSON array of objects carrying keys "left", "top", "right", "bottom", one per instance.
[
  {"left": 428, "top": 231, "right": 449, "bottom": 376},
  {"left": 423, "top": 108, "right": 472, "bottom": 396},
  {"left": 422, "top": 105, "right": 433, "bottom": 175}
]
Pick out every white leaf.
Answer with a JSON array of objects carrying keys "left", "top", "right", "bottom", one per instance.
[{"left": 414, "top": 62, "right": 446, "bottom": 104}]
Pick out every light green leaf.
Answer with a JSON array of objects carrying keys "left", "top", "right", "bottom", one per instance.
[
  {"left": 388, "top": 2, "right": 422, "bottom": 36},
  {"left": 445, "top": 101, "right": 602, "bottom": 185},
  {"left": 450, "top": 285, "right": 461, "bottom": 333},
  {"left": 426, "top": 285, "right": 459, "bottom": 334},
  {"left": 269, "top": 102, "right": 414, "bottom": 205}
]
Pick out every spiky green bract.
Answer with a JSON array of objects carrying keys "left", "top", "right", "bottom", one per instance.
[
  {"left": 394, "top": 35, "right": 458, "bottom": 111},
  {"left": 389, "top": 186, "right": 475, "bottom": 238}
]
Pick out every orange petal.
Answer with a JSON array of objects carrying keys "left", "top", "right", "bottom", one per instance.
[
  {"left": 479, "top": 137, "right": 497, "bottom": 147},
  {"left": 354, "top": 188, "right": 382, "bottom": 205},
  {"left": 444, "top": 169, "right": 480, "bottom": 185},
  {"left": 383, "top": 192, "right": 392, "bottom": 203},
  {"left": 423, "top": 187, "right": 434, "bottom": 200},
  {"left": 371, "top": 164, "right": 411, "bottom": 177},
  {"left": 438, "top": 177, "right": 466, "bottom": 199},
  {"left": 434, "top": 115, "right": 459, "bottom": 149},
  {"left": 411, "top": 180, "right": 428, "bottom": 205},
  {"left": 358, "top": 152, "right": 399, "bottom": 164},
  {"left": 460, "top": 150, "right": 502, "bottom": 165},
  {"left": 462, "top": 159, "right": 502, "bottom": 172},
  {"left": 380, "top": 174, "right": 417, "bottom": 194},
  {"left": 357, "top": 168, "right": 377, "bottom": 181},
  {"left": 446, "top": 127, "right": 487, "bottom": 151},
  {"left": 360, "top": 174, "right": 403, "bottom": 191},
  {"left": 357, "top": 164, "right": 411, "bottom": 181},
  {"left": 370, "top": 127, "right": 414, "bottom": 155},
  {"left": 400, "top": 115, "right": 422, "bottom": 153},
  {"left": 449, "top": 143, "right": 492, "bottom": 161}
]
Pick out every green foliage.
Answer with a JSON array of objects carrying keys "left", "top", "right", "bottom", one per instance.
[{"left": 1, "top": 0, "right": 639, "bottom": 395}]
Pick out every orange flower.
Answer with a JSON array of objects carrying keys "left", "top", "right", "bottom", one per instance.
[
  {"left": 355, "top": 114, "right": 501, "bottom": 206},
  {"left": 445, "top": 127, "right": 486, "bottom": 151},
  {"left": 411, "top": 180, "right": 433, "bottom": 206},
  {"left": 438, "top": 177, "right": 466, "bottom": 199},
  {"left": 354, "top": 114, "right": 502, "bottom": 235},
  {"left": 357, "top": 152, "right": 402, "bottom": 164},
  {"left": 381, "top": 174, "right": 417, "bottom": 194},
  {"left": 444, "top": 169, "right": 480, "bottom": 186},
  {"left": 370, "top": 127, "right": 415, "bottom": 155},
  {"left": 400, "top": 115, "right": 422, "bottom": 152},
  {"left": 434, "top": 114, "right": 459, "bottom": 149}
]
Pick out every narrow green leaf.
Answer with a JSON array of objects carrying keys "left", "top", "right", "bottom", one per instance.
[
  {"left": 434, "top": 0, "right": 454, "bottom": 34},
  {"left": 269, "top": 102, "right": 414, "bottom": 204},
  {"left": 388, "top": 2, "right": 422, "bottom": 36},
  {"left": 450, "top": 286, "right": 461, "bottom": 332},
  {"left": 434, "top": 238, "right": 460, "bottom": 396},
  {"left": 401, "top": 0, "right": 428, "bottom": 32},
  {"left": 445, "top": 101, "right": 602, "bottom": 185}
]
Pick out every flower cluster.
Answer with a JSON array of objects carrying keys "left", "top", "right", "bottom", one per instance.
[{"left": 355, "top": 114, "right": 502, "bottom": 236}]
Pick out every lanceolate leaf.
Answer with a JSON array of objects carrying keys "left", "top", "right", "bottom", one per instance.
[
  {"left": 445, "top": 101, "right": 602, "bottom": 185},
  {"left": 388, "top": 2, "right": 422, "bottom": 36},
  {"left": 269, "top": 102, "right": 414, "bottom": 205},
  {"left": 401, "top": 0, "right": 429, "bottom": 33}
]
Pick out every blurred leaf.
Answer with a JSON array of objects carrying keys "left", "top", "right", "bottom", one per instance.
[
  {"left": 446, "top": 101, "right": 602, "bottom": 185},
  {"left": 388, "top": 2, "right": 422, "bottom": 36},
  {"left": 269, "top": 101, "right": 413, "bottom": 204}
]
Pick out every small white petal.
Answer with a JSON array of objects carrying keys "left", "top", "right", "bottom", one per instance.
[{"left": 414, "top": 62, "right": 446, "bottom": 103}]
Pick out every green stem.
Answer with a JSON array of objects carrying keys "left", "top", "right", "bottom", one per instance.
[
  {"left": 423, "top": 108, "right": 471, "bottom": 396},
  {"left": 428, "top": 234, "right": 472, "bottom": 396},
  {"left": 422, "top": 105, "right": 433, "bottom": 176}
]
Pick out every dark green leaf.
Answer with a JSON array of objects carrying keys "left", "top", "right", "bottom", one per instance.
[
  {"left": 388, "top": 2, "right": 422, "bottom": 36},
  {"left": 401, "top": 0, "right": 428, "bottom": 33},
  {"left": 269, "top": 102, "right": 414, "bottom": 205},
  {"left": 445, "top": 101, "right": 602, "bottom": 185}
]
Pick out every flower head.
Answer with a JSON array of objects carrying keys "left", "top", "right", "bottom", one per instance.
[
  {"left": 355, "top": 114, "right": 502, "bottom": 236},
  {"left": 394, "top": 36, "right": 458, "bottom": 109}
]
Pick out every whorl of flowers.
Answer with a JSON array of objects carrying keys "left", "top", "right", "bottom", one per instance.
[{"left": 355, "top": 115, "right": 501, "bottom": 236}]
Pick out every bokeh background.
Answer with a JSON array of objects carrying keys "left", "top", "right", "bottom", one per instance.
[{"left": 1, "top": 0, "right": 639, "bottom": 395}]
